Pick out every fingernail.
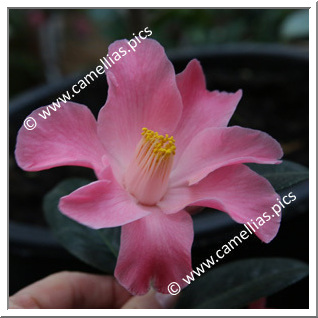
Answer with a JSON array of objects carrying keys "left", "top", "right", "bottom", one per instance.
[{"left": 155, "top": 292, "right": 177, "bottom": 308}]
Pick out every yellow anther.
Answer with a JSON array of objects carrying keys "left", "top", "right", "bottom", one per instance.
[{"left": 141, "top": 128, "right": 176, "bottom": 159}]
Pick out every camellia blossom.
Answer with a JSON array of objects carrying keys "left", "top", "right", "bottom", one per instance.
[{"left": 15, "top": 38, "right": 283, "bottom": 295}]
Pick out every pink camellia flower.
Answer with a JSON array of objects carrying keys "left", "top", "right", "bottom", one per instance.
[{"left": 15, "top": 39, "right": 283, "bottom": 295}]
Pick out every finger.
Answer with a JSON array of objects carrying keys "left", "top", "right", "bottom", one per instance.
[
  {"left": 121, "top": 289, "right": 177, "bottom": 309},
  {"left": 9, "top": 271, "right": 132, "bottom": 309}
]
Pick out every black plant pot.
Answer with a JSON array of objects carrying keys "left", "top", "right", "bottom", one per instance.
[{"left": 9, "top": 43, "right": 309, "bottom": 308}]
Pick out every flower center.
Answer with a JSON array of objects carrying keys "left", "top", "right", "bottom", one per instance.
[{"left": 124, "top": 128, "right": 176, "bottom": 206}]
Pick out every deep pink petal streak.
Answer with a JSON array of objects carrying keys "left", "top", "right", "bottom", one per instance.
[
  {"left": 15, "top": 102, "right": 107, "bottom": 177},
  {"left": 171, "top": 126, "right": 283, "bottom": 187},
  {"left": 160, "top": 164, "right": 281, "bottom": 243},
  {"left": 115, "top": 210, "right": 193, "bottom": 295},
  {"left": 97, "top": 39, "right": 183, "bottom": 183}
]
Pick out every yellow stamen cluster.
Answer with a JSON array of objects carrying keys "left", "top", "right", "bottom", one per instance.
[
  {"left": 141, "top": 127, "right": 176, "bottom": 158},
  {"left": 124, "top": 127, "right": 176, "bottom": 205}
]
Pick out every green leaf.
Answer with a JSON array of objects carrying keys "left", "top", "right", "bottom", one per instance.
[
  {"left": 246, "top": 160, "right": 309, "bottom": 191},
  {"left": 176, "top": 257, "right": 309, "bottom": 309},
  {"left": 43, "top": 178, "right": 120, "bottom": 273}
]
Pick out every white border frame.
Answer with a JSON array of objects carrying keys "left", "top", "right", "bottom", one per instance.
[{"left": 3, "top": 2, "right": 316, "bottom": 316}]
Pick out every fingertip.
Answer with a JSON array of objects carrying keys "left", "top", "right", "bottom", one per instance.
[
  {"left": 121, "top": 288, "right": 178, "bottom": 309},
  {"left": 155, "top": 292, "right": 177, "bottom": 308}
]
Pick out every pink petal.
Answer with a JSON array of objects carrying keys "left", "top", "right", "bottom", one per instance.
[
  {"left": 160, "top": 164, "right": 281, "bottom": 243},
  {"left": 174, "top": 59, "right": 242, "bottom": 159},
  {"left": 171, "top": 126, "right": 283, "bottom": 187},
  {"left": 97, "top": 39, "right": 183, "bottom": 183},
  {"left": 15, "top": 102, "right": 107, "bottom": 177},
  {"left": 115, "top": 210, "right": 193, "bottom": 295},
  {"left": 59, "top": 172, "right": 151, "bottom": 229}
]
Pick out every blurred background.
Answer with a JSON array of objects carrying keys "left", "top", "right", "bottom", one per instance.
[
  {"left": 9, "top": 9, "right": 309, "bottom": 97},
  {"left": 9, "top": 8, "right": 309, "bottom": 308}
]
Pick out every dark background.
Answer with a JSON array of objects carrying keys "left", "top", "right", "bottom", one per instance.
[{"left": 9, "top": 9, "right": 308, "bottom": 98}]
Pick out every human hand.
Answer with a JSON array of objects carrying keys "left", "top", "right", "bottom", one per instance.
[{"left": 9, "top": 271, "right": 177, "bottom": 309}]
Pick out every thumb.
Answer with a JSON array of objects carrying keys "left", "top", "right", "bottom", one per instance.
[{"left": 121, "top": 289, "right": 177, "bottom": 309}]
